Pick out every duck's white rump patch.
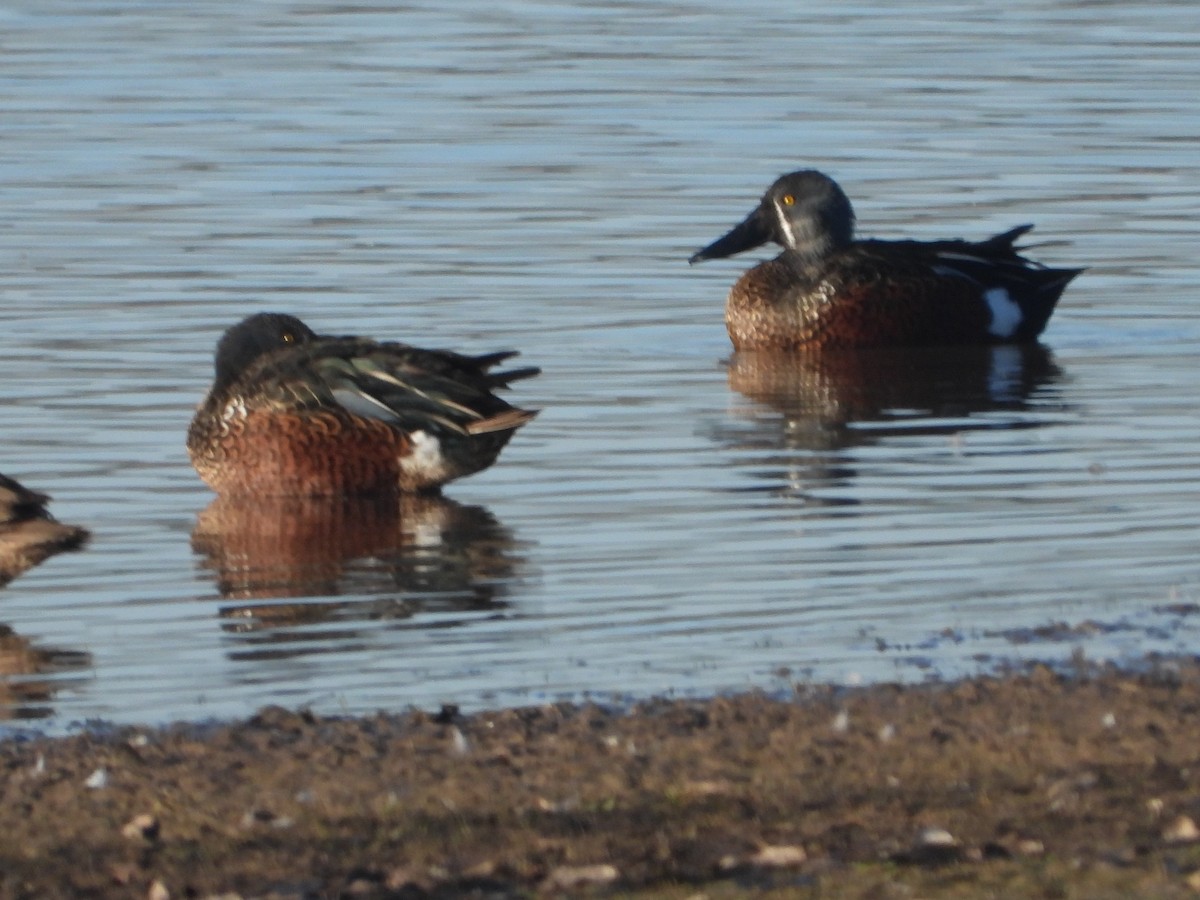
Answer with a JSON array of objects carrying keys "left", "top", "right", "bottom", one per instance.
[
  {"left": 985, "top": 287, "right": 1023, "bottom": 338},
  {"left": 401, "top": 430, "right": 449, "bottom": 484}
]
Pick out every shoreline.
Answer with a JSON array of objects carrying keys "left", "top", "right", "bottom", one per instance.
[{"left": 5, "top": 660, "right": 1200, "bottom": 897}]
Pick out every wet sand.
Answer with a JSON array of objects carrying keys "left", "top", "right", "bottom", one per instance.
[{"left": 5, "top": 661, "right": 1200, "bottom": 898}]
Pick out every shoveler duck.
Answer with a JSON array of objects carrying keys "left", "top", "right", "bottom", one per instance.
[
  {"left": 187, "top": 313, "right": 540, "bottom": 497},
  {"left": 689, "top": 170, "right": 1083, "bottom": 350},
  {"left": 0, "top": 474, "right": 89, "bottom": 586}
]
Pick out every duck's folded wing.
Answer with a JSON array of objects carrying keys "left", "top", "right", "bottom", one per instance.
[{"left": 315, "top": 351, "right": 525, "bottom": 436}]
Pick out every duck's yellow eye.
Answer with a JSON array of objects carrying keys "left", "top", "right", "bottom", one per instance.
[
  {"left": 282, "top": 332, "right": 295, "bottom": 344},
  {"left": 781, "top": 194, "right": 795, "bottom": 206}
]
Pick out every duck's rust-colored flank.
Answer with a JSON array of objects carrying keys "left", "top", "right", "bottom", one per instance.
[
  {"left": 690, "top": 170, "right": 1083, "bottom": 350},
  {"left": 187, "top": 313, "right": 539, "bottom": 497}
]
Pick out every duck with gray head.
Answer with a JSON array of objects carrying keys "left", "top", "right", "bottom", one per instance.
[{"left": 690, "top": 170, "right": 1083, "bottom": 350}]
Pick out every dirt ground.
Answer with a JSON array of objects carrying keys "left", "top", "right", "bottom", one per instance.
[{"left": 6, "top": 661, "right": 1200, "bottom": 898}]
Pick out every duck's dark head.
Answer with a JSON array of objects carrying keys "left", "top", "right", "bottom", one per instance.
[
  {"left": 689, "top": 169, "right": 856, "bottom": 265},
  {"left": 213, "top": 312, "right": 317, "bottom": 388}
]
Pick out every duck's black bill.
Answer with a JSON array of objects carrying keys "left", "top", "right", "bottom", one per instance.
[{"left": 688, "top": 208, "right": 771, "bottom": 265}]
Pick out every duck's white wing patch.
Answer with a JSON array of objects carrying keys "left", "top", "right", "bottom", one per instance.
[{"left": 985, "top": 287, "right": 1023, "bottom": 338}]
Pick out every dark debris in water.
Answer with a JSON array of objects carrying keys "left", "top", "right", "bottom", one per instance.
[{"left": 988, "top": 619, "right": 1121, "bottom": 645}]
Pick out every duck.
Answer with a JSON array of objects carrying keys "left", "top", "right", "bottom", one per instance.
[
  {"left": 187, "top": 313, "right": 539, "bottom": 497},
  {"left": 689, "top": 169, "right": 1083, "bottom": 350},
  {"left": 0, "top": 474, "right": 89, "bottom": 586}
]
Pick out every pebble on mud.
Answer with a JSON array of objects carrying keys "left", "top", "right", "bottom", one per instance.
[
  {"left": 541, "top": 864, "right": 619, "bottom": 891},
  {"left": 147, "top": 880, "right": 169, "bottom": 900},
  {"left": 240, "top": 809, "right": 294, "bottom": 830},
  {"left": 749, "top": 845, "right": 808, "bottom": 867},
  {"left": 895, "top": 827, "right": 967, "bottom": 865},
  {"left": 916, "top": 827, "right": 957, "bottom": 848},
  {"left": 1016, "top": 838, "right": 1045, "bottom": 856},
  {"left": 1164, "top": 815, "right": 1200, "bottom": 844},
  {"left": 449, "top": 726, "right": 470, "bottom": 756},
  {"left": 719, "top": 844, "right": 808, "bottom": 872},
  {"left": 121, "top": 813, "right": 160, "bottom": 842}
]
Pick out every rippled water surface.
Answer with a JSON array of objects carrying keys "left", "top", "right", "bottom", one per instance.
[{"left": 2, "top": 0, "right": 1199, "bottom": 728}]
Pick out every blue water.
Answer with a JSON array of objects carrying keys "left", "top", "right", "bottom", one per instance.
[{"left": 1, "top": 0, "right": 1199, "bottom": 729}]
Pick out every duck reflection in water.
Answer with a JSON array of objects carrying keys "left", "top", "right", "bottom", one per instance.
[
  {"left": 718, "top": 344, "right": 1065, "bottom": 501},
  {"left": 0, "top": 624, "right": 92, "bottom": 721},
  {"left": 191, "top": 493, "right": 526, "bottom": 655}
]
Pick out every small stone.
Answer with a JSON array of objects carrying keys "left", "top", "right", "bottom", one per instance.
[
  {"left": 681, "top": 779, "right": 730, "bottom": 798},
  {"left": 878, "top": 723, "right": 895, "bottom": 742},
  {"left": 121, "top": 814, "right": 160, "bottom": 842},
  {"left": 542, "top": 864, "right": 619, "bottom": 891},
  {"left": 464, "top": 859, "right": 497, "bottom": 878},
  {"left": 832, "top": 710, "right": 849, "bottom": 732},
  {"left": 148, "top": 881, "right": 170, "bottom": 900},
  {"left": 85, "top": 767, "right": 108, "bottom": 789},
  {"left": 385, "top": 868, "right": 423, "bottom": 891},
  {"left": 1101, "top": 712, "right": 1116, "bottom": 728},
  {"left": 109, "top": 863, "right": 137, "bottom": 885},
  {"left": 1186, "top": 870, "right": 1200, "bottom": 891},
  {"left": 449, "top": 726, "right": 469, "bottom": 756},
  {"left": 1016, "top": 838, "right": 1045, "bottom": 856},
  {"left": 240, "top": 808, "right": 293, "bottom": 830},
  {"left": 749, "top": 845, "right": 807, "bottom": 867},
  {"left": 916, "top": 827, "right": 957, "bottom": 848},
  {"left": 897, "top": 827, "right": 966, "bottom": 865},
  {"left": 1148, "top": 798, "right": 1165, "bottom": 817},
  {"left": 1164, "top": 815, "right": 1200, "bottom": 843}
]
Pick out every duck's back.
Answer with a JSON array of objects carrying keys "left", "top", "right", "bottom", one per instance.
[
  {"left": 189, "top": 335, "right": 538, "bottom": 497},
  {"left": 726, "top": 232, "right": 1079, "bottom": 351}
]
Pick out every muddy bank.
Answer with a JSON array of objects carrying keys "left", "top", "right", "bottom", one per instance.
[{"left": 5, "top": 661, "right": 1200, "bottom": 898}]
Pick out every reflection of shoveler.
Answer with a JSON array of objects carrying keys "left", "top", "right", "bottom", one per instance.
[
  {"left": 689, "top": 170, "right": 1083, "bottom": 350},
  {"left": 192, "top": 492, "right": 521, "bottom": 613},
  {"left": 0, "top": 474, "right": 89, "bottom": 587},
  {"left": 187, "top": 313, "right": 540, "bottom": 497}
]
